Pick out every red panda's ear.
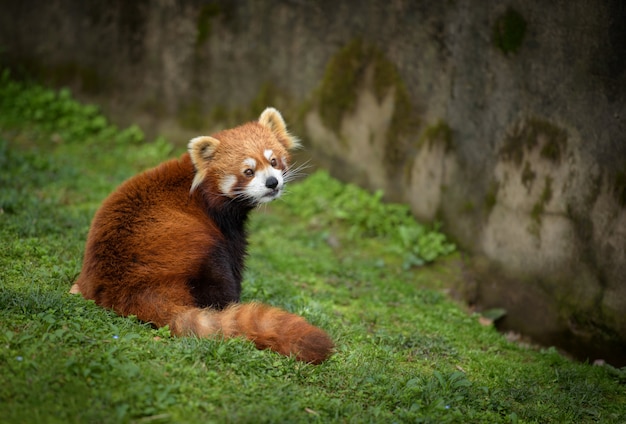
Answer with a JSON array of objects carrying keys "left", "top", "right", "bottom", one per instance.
[
  {"left": 188, "top": 136, "right": 220, "bottom": 193},
  {"left": 258, "top": 107, "right": 301, "bottom": 150}
]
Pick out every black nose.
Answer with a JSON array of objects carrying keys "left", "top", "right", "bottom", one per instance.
[{"left": 265, "top": 176, "right": 279, "bottom": 189}]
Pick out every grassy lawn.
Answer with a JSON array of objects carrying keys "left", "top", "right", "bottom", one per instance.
[{"left": 1, "top": 72, "right": 625, "bottom": 423}]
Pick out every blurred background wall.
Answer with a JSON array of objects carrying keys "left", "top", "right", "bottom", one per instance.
[{"left": 1, "top": 0, "right": 624, "bottom": 364}]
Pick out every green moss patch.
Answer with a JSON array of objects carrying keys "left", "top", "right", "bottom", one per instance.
[
  {"left": 418, "top": 120, "right": 454, "bottom": 152},
  {"left": 314, "top": 38, "right": 419, "bottom": 155},
  {"left": 500, "top": 117, "right": 568, "bottom": 166},
  {"left": 492, "top": 8, "right": 527, "bottom": 55},
  {"left": 195, "top": 2, "right": 236, "bottom": 47}
]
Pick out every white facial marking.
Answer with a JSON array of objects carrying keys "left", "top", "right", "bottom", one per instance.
[
  {"left": 219, "top": 175, "right": 237, "bottom": 195},
  {"left": 244, "top": 166, "right": 285, "bottom": 204},
  {"left": 243, "top": 158, "right": 256, "bottom": 170},
  {"left": 264, "top": 149, "right": 274, "bottom": 161}
]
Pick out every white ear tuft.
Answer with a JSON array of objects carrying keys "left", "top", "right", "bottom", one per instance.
[
  {"left": 188, "top": 136, "right": 220, "bottom": 193},
  {"left": 188, "top": 136, "right": 220, "bottom": 166},
  {"left": 258, "top": 107, "right": 301, "bottom": 150}
]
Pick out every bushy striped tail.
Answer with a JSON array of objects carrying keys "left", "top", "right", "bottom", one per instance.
[{"left": 170, "top": 303, "right": 334, "bottom": 364}]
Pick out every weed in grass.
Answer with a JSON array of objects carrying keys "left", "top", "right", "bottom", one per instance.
[
  {"left": 1, "top": 72, "right": 625, "bottom": 423},
  {"left": 280, "top": 169, "right": 456, "bottom": 269}
]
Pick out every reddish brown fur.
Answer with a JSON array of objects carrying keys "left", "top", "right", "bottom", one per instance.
[{"left": 72, "top": 111, "right": 334, "bottom": 364}]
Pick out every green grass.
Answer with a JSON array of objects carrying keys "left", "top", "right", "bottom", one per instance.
[{"left": 1, "top": 73, "right": 625, "bottom": 424}]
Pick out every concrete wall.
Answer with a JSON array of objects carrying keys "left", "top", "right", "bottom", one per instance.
[{"left": 1, "top": 0, "right": 624, "bottom": 364}]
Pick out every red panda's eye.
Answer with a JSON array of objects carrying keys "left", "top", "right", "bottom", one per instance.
[
  {"left": 270, "top": 158, "right": 277, "bottom": 167},
  {"left": 244, "top": 169, "right": 254, "bottom": 177}
]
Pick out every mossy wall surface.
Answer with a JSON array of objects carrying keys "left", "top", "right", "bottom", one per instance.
[{"left": 1, "top": 0, "right": 624, "bottom": 363}]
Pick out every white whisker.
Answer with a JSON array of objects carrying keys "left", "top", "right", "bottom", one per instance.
[{"left": 283, "top": 160, "right": 311, "bottom": 183}]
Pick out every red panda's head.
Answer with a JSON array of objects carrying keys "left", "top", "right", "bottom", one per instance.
[{"left": 188, "top": 108, "right": 301, "bottom": 206}]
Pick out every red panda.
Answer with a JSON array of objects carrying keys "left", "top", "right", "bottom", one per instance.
[{"left": 70, "top": 108, "right": 333, "bottom": 364}]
